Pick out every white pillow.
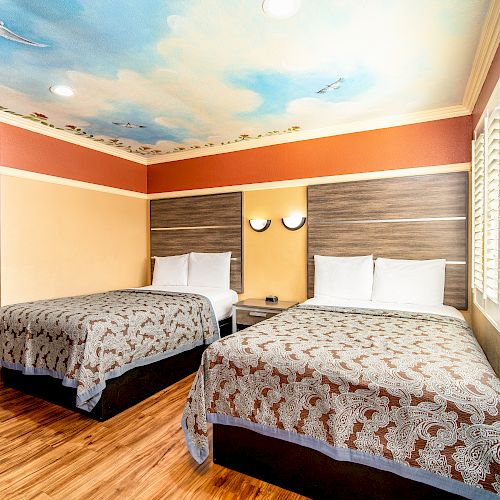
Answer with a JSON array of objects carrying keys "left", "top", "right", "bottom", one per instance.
[
  {"left": 372, "top": 258, "right": 446, "bottom": 306},
  {"left": 314, "top": 255, "right": 374, "bottom": 300},
  {"left": 152, "top": 254, "right": 189, "bottom": 286},
  {"left": 188, "top": 252, "right": 231, "bottom": 289}
]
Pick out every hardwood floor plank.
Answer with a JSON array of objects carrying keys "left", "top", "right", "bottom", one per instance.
[
  {"left": 0, "top": 372, "right": 305, "bottom": 499},
  {"left": 27, "top": 492, "right": 53, "bottom": 500}
]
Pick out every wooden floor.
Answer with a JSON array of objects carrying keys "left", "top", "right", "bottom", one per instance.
[{"left": 0, "top": 373, "right": 305, "bottom": 500}]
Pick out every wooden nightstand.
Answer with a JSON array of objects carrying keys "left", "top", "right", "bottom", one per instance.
[{"left": 232, "top": 299, "right": 299, "bottom": 333}]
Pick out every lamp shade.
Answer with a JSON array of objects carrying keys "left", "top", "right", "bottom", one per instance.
[
  {"left": 282, "top": 214, "right": 306, "bottom": 231},
  {"left": 249, "top": 219, "right": 271, "bottom": 232}
]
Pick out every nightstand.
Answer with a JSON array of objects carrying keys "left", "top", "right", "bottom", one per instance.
[{"left": 232, "top": 299, "right": 299, "bottom": 333}]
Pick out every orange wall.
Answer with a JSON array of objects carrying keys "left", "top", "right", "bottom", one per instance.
[
  {"left": 472, "top": 44, "right": 500, "bottom": 130},
  {"left": 148, "top": 116, "right": 472, "bottom": 193},
  {"left": 0, "top": 123, "right": 147, "bottom": 193},
  {"left": 0, "top": 114, "right": 473, "bottom": 194}
]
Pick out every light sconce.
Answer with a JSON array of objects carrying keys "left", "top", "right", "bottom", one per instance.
[
  {"left": 281, "top": 213, "right": 306, "bottom": 231},
  {"left": 249, "top": 219, "right": 271, "bottom": 232}
]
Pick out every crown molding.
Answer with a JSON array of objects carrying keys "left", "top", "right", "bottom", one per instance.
[
  {"left": 463, "top": 0, "right": 500, "bottom": 111},
  {"left": 0, "top": 102, "right": 471, "bottom": 167},
  {"left": 148, "top": 163, "right": 471, "bottom": 199},
  {"left": 0, "top": 165, "right": 148, "bottom": 199},
  {"left": 0, "top": 112, "right": 149, "bottom": 165},
  {"left": 145, "top": 104, "right": 470, "bottom": 165}
]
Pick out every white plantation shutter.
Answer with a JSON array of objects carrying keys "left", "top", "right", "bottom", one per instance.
[
  {"left": 484, "top": 108, "right": 500, "bottom": 303},
  {"left": 473, "top": 133, "right": 485, "bottom": 292}
]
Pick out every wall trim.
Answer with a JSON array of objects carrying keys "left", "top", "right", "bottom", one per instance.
[
  {"left": 0, "top": 163, "right": 471, "bottom": 200},
  {"left": 0, "top": 166, "right": 148, "bottom": 199},
  {"left": 148, "top": 163, "right": 471, "bottom": 199},
  {"left": 463, "top": 0, "right": 500, "bottom": 111}
]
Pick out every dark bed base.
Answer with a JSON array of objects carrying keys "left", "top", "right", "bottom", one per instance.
[
  {"left": 213, "top": 424, "right": 462, "bottom": 500},
  {"left": 2, "top": 317, "right": 232, "bottom": 421}
]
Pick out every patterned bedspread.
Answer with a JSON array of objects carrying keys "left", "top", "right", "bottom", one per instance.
[
  {"left": 0, "top": 290, "right": 219, "bottom": 411},
  {"left": 182, "top": 305, "right": 500, "bottom": 498}
]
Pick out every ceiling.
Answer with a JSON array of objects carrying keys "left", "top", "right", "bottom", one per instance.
[{"left": 0, "top": 0, "right": 491, "bottom": 160}]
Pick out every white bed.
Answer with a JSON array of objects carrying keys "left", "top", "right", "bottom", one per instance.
[{"left": 134, "top": 285, "right": 238, "bottom": 321}]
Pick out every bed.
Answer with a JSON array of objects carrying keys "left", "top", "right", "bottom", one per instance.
[
  {"left": 1, "top": 191, "right": 244, "bottom": 420},
  {"left": 1, "top": 285, "right": 237, "bottom": 420},
  {"left": 182, "top": 298, "right": 500, "bottom": 498},
  {"left": 181, "top": 173, "right": 500, "bottom": 497}
]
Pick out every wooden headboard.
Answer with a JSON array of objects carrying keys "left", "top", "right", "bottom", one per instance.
[
  {"left": 150, "top": 192, "right": 243, "bottom": 292},
  {"left": 307, "top": 172, "right": 468, "bottom": 309}
]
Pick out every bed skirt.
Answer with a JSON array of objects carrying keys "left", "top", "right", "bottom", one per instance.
[{"left": 213, "top": 423, "right": 462, "bottom": 500}]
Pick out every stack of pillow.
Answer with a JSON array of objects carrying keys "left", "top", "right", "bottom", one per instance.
[
  {"left": 314, "top": 255, "right": 446, "bottom": 306},
  {"left": 152, "top": 252, "right": 231, "bottom": 289}
]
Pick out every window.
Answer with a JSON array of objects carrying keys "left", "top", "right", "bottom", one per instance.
[{"left": 473, "top": 104, "right": 500, "bottom": 324}]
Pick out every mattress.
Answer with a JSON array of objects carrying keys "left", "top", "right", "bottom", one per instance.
[{"left": 135, "top": 285, "right": 238, "bottom": 321}]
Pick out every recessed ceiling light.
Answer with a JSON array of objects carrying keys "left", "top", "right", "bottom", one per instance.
[
  {"left": 262, "top": 0, "right": 301, "bottom": 19},
  {"left": 49, "top": 85, "right": 74, "bottom": 97}
]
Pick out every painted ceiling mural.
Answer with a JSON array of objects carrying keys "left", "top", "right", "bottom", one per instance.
[{"left": 0, "top": 0, "right": 490, "bottom": 158}]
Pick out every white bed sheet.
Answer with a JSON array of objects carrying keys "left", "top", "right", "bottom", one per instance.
[
  {"left": 303, "top": 296, "right": 464, "bottom": 321},
  {"left": 133, "top": 285, "right": 238, "bottom": 321}
]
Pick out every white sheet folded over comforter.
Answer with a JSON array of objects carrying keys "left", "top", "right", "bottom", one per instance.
[
  {"left": 134, "top": 285, "right": 238, "bottom": 321},
  {"left": 304, "top": 296, "right": 464, "bottom": 321}
]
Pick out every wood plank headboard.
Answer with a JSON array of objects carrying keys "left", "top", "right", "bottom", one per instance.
[
  {"left": 150, "top": 192, "right": 243, "bottom": 292},
  {"left": 307, "top": 172, "right": 468, "bottom": 309}
]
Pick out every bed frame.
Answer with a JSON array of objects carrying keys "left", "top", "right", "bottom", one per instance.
[
  {"left": 2, "top": 317, "right": 232, "bottom": 421},
  {"left": 212, "top": 172, "right": 469, "bottom": 497}
]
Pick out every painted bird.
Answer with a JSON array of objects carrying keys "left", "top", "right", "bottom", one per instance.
[
  {"left": 112, "top": 122, "right": 147, "bottom": 129},
  {"left": 317, "top": 77, "right": 344, "bottom": 94},
  {"left": 0, "top": 20, "right": 47, "bottom": 47}
]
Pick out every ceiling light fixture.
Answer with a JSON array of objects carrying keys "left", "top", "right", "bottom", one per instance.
[
  {"left": 262, "top": 0, "right": 301, "bottom": 19},
  {"left": 49, "top": 85, "right": 74, "bottom": 97}
]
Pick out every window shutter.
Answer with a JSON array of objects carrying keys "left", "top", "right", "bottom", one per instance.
[
  {"left": 484, "top": 108, "right": 500, "bottom": 303},
  {"left": 473, "top": 133, "right": 485, "bottom": 292}
]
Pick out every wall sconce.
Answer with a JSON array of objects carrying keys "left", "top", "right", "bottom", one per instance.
[
  {"left": 249, "top": 219, "right": 271, "bottom": 232},
  {"left": 282, "top": 213, "right": 306, "bottom": 231}
]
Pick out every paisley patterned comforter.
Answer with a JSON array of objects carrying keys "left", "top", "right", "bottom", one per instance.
[
  {"left": 182, "top": 305, "right": 500, "bottom": 498},
  {"left": 0, "top": 290, "right": 219, "bottom": 411}
]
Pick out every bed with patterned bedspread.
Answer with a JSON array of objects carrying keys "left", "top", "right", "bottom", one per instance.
[
  {"left": 0, "top": 290, "right": 219, "bottom": 411},
  {"left": 182, "top": 304, "right": 500, "bottom": 498}
]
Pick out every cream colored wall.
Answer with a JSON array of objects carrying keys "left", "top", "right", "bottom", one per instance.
[
  {"left": 471, "top": 305, "right": 500, "bottom": 377},
  {"left": 240, "top": 187, "right": 307, "bottom": 302},
  {"left": 0, "top": 175, "right": 149, "bottom": 306}
]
